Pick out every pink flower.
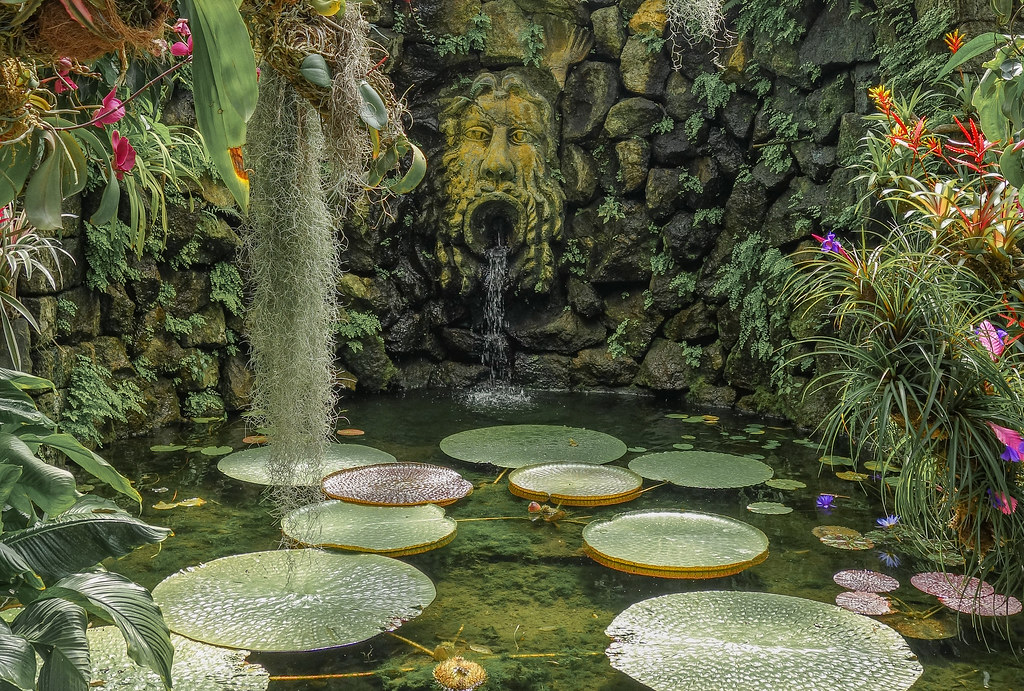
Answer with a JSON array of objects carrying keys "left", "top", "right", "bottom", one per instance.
[
  {"left": 170, "top": 35, "right": 192, "bottom": 57},
  {"left": 93, "top": 89, "right": 125, "bottom": 126},
  {"left": 975, "top": 320, "right": 1008, "bottom": 360},
  {"left": 54, "top": 70, "right": 77, "bottom": 94},
  {"left": 172, "top": 17, "right": 190, "bottom": 38},
  {"left": 990, "top": 491, "right": 1018, "bottom": 515},
  {"left": 987, "top": 422, "right": 1024, "bottom": 462},
  {"left": 111, "top": 131, "right": 136, "bottom": 180}
]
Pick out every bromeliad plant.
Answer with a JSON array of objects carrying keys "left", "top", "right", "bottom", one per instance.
[{"left": 0, "top": 367, "right": 173, "bottom": 690}]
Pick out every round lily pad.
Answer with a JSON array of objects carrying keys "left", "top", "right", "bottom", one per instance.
[
  {"left": 882, "top": 614, "right": 958, "bottom": 640},
  {"left": 508, "top": 463, "right": 643, "bottom": 507},
  {"left": 627, "top": 451, "right": 773, "bottom": 489},
  {"left": 836, "top": 591, "right": 895, "bottom": 616},
  {"left": 583, "top": 510, "right": 769, "bottom": 579},
  {"left": 439, "top": 424, "right": 626, "bottom": 468},
  {"left": 282, "top": 501, "right": 457, "bottom": 556},
  {"left": 218, "top": 444, "right": 397, "bottom": 486},
  {"left": 819, "top": 455, "right": 856, "bottom": 467},
  {"left": 812, "top": 525, "right": 861, "bottom": 538},
  {"left": 820, "top": 534, "right": 875, "bottom": 551},
  {"left": 833, "top": 570, "right": 899, "bottom": 593},
  {"left": 152, "top": 549, "right": 436, "bottom": 652},
  {"left": 605, "top": 591, "right": 923, "bottom": 691},
  {"left": 836, "top": 471, "right": 869, "bottom": 481},
  {"left": 910, "top": 572, "right": 994, "bottom": 599},
  {"left": 322, "top": 462, "right": 472, "bottom": 507},
  {"left": 746, "top": 502, "right": 793, "bottom": 515},
  {"left": 765, "top": 478, "right": 805, "bottom": 490},
  {"left": 939, "top": 593, "right": 1022, "bottom": 616},
  {"left": 88, "top": 626, "right": 269, "bottom": 690}
]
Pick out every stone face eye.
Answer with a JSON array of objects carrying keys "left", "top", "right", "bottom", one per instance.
[
  {"left": 508, "top": 128, "right": 533, "bottom": 145},
  {"left": 463, "top": 126, "right": 490, "bottom": 142}
]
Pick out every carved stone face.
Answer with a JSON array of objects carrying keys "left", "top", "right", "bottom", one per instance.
[{"left": 436, "top": 73, "right": 564, "bottom": 296}]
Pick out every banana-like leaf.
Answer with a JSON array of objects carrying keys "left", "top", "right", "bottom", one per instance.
[
  {"left": 299, "top": 54, "right": 332, "bottom": 88},
  {"left": 358, "top": 80, "right": 388, "bottom": 130},
  {"left": 0, "top": 630, "right": 35, "bottom": 690},
  {"left": 182, "top": 0, "right": 258, "bottom": 213},
  {"left": 23, "top": 132, "right": 64, "bottom": 231},
  {"left": 0, "top": 381, "right": 52, "bottom": 427},
  {"left": 0, "top": 512, "right": 170, "bottom": 584},
  {"left": 0, "top": 432, "right": 76, "bottom": 517},
  {"left": 0, "top": 368, "right": 55, "bottom": 391},
  {"left": 38, "top": 571, "right": 173, "bottom": 689},
  {"left": 0, "top": 542, "right": 43, "bottom": 590},
  {"left": 19, "top": 433, "right": 141, "bottom": 506},
  {"left": 11, "top": 599, "right": 89, "bottom": 691},
  {"left": 0, "top": 139, "right": 34, "bottom": 208},
  {"left": 0, "top": 464, "right": 24, "bottom": 523}
]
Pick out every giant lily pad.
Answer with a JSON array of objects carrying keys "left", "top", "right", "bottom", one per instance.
[
  {"left": 322, "top": 462, "right": 472, "bottom": 506},
  {"left": 583, "top": 510, "right": 769, "bottom": 578},
  {"left": 627, "top": 451, "right": 773, "bottom": 489},
  {"left": 88, "top": 626, "right": 269, "bottom": 690},
  {"left": 833, "top": 570, "right": 899, "bottom": 593},
  {"left": 282, "top": 501, "right": 456, "bottom": 556},
  {"left": 152, "top": 549, "right": 436, "bottom": 652},
  {"left": 835, "top": 591, "right": 895, "bottom": 616},
  {"left": 217, "top": 444, "right": 397, "bottom": 486},
  {"left": 439, "top": 424, "right": 626, "bottom": 469},
  {"left": 605, "top": 591, "right": 923, "bottom": 691},
  {"left": 508, "top": 463, "right": 643, "bottom": 506}
]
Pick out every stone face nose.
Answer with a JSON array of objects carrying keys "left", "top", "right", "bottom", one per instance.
[{"left": 479, "top": 125, "right": 514, "bottom": 184}]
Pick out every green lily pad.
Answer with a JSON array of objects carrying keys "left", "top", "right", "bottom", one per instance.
[
  {"left": 628, "top": 451, "right": 774, "bottom": 489},
  {"left": 627, "top": 447, "right": 647, "bottom": 453},
  {"left": 765, "top": 478, "right": 806, "bottom": 490},
  {"left": 218, "top": 444, "right": 397, "bottom": 486},
  {"left": 153, "top": 549, "right": 436, "bottom": 652},
  {"left": 583, "top": 510, "right": 769, "bottom": 578},
  {"left": 819, "top": 455, "right": 856, "bottom": 467},
  {"left": 746, "top": 502, "right": 793, "bottom": 515},
  {"left": 606, "top": 591, "right": 923, "bottom": 691},
  {"left": 150, "top": 444, "right": 187, "bottom": 453},
  {"left": 672, "top": 443, "right": 694, "bottom": 450},
  {"left": 88, "top": 627, "right": 269, "bottom": 690},
  {"left": 439, "top": 424, "right": 626, "bottom": 469},
  {"left": 282, "top": 501, "right": 456, "bottom": 556},
  {"left": 508, "top": 462, "right": 643, "bottom": 507},
  {"left": 199, "top": 445, "right": 233, "bottom": 457}
]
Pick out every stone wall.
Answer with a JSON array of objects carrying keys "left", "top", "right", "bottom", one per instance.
[{"left": 12, "top": 0, "right": 997, "bottom": 440}]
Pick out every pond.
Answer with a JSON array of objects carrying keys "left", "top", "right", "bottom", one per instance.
[{"left": 104, "top": 389, "right": 1024, "bottom": 690}]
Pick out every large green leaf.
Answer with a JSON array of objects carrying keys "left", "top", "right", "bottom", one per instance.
[
  {"left": 0, "top": 463, "right": 24, "bottom": 511},
  {"left": 439, "top": 424, "right": 627, "bottom": 469},
  {"left": 0, "top": 432, "right": 75, "bottom": 517},
  {"left": 0, "top": 630, "right": 35, "bottom": 690},
  {"left": 937, "top": 32, "right": 1001, "bottom": 77},
  {"left": 0, "top": 543, "right": 43, "bottom": 590},
  {"left": 0, "top": 512, "right": 170, "bottom": 584},
  {"left": 1000, "top": 142, "right": 1024, "bottom": 188},
  {"left": 20, "top": 433, "right": 141, "bottom": 506},
  {"left": 182, "top": 0, "right": 258, "bottom": 212},
  {"left": 0, "top": 380, "right": 53, "bottom": 427},
  {"left": 0, "top": 368, "right": 55, "bottom": 392},
  {"left": 23, "top": 132, "right": 64, "bottom": 231},
  {"left": 11, "top": 599, "right": 90, "bottom": 691},
  {"left": 0, "top": 139, "right": 34, "bottom": 208},
  {"left": 38, "top": 571, "right": 173, "bottom": 688}
]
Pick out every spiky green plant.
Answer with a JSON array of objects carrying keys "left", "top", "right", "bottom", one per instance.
[{"left": 243, "top": 66, "right": 337, "bottom": 511}]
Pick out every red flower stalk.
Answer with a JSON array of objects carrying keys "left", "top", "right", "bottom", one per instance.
[{"left": 944, "top": 30, "right": 965, "bottom": 54}]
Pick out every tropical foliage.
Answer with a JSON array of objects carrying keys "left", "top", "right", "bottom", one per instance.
[
  {"left": 790, "top": 28, "right": 1024, "bottom": 599},
  {"left": 0, "top": 368, "right": 173, "bottom": 690}
]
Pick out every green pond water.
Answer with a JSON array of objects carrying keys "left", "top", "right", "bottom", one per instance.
[{"left": 103, "top": 389, "right": 1024, "bottom": 690}]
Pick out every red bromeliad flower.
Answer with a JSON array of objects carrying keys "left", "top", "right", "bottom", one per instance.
[
  {"left": 946, "top": 117, "right": 999, "bottom": 173},
  {"left": 111, "top": 131, "right": 137, "bottom": 180},
  {"left": 868, "top": 85, "right": 893, "bottom": 115},
  {"left": 944, "top": 29, "right": 965, "bottom": 54}
]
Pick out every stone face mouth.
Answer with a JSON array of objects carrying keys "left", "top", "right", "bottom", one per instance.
[{"left": 466, "top": 196, "right": 524, "bottom": 251}]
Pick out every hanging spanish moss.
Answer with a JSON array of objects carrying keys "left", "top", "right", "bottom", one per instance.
[{"left": 243, "top": 65, "right": 337, "bottom": 516}]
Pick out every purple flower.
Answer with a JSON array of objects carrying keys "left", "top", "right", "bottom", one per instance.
[
  {"left": 975, "top": 320, "right": 1009, "bottom": 360},
  {"left": 876, "top": 514, "right": 900, "bottom": 529},
  {"left": 987, "top": 422, "right": 1024, "bottom": 462},
  {"left": 815, "top": 494, "right": 836, "bottom": 510},
  {"left": 877, "top": 551, "right": 901, "bottom": 568}
]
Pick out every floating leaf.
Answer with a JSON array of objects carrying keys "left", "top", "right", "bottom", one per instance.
[
  {"left": 153, "top": 549, "right": 436, "bottom": 652},
  {"left": 583, "top": 510, "right": 769, "bottom": 579},
  {"left": 336, "top": 429, "right": 364, "bottom": 437},
  {"left": 864, "top": 461, "right": 901, "bottom": 473},
  {"left": 218, "top": 444, "right": 396, "bottom": 486},
  {"left": 940, "top": 593, "right": 1022, "bottom": 617},
  {"left": 440, "top": 424, "right": 626, "bottom": 469},
  {"left": 322, "top": 462, "right": 472, "bottom": 507},
  {"left": 605, "top": 591, "right": 923, "bottom": 691},
  {"left": 282, "top": 501, "right": 455, "bottom": 556},
  {"left": 626, "top": 447, "right": 647, "bottom": 453},
  {"left": 508, "top": 463, "right": 643, "bottom": 507},
  {"left": 833, "top": 570, "right": 899, "bottom": 593},
  {"left": 198, "top": 446, "right": 232, "bottom": 457},
  {"left": 765, "top": 478, "right": 805, "bottom": 490},
  {"left": 836, "top": 471, "right": 869, "bottom": 481},
  {"left": 746, "top": 502, "right": 792, "bottom": 515},
  {"left": 152, "top": 501, "right": 178, "bottom": 510},
  {"left": 88, "top": 626, "right": 270, "bottom": 690},
  {"left": 910, "top": 572, "right": 994, "bottom": 599},
  {"left": 819, "top": 455, "right": 855, "bottom": 467},
  {"left": 241, "top": 435, "right": 267, "bottom": 445},
  {"left": 836, "top": 591, "right": 895, "bottom": 616},
  {"left": 628, "top": 451, "right": 773, "bottom": 489},
  {"left": 672, "top": 443, "right": 694, "bottom": 450},
  {"left": 149, "top": 445, "right": 187, "bottom": 453},
  {"left": 812, "top": 525, "right": 861, "bottom": 539},
  {"left": 820, "top": 534, "right": 875, "bottom": 551},
  {"left": 882, "top": 613, "right": 958, "bottom": 640}
]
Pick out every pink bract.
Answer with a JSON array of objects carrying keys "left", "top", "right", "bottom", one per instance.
[
  {"left": 833, "top": 569, "right": 900, "bottom": 593},
  {"left": 835, "top": 591, "right": 894, "bottom": 616},
  {"left": 910, "top": 572, "right": 994, "bottom": 599},
  {"left": 940, "top": 592, "right": 1022, "bottom": 617}
]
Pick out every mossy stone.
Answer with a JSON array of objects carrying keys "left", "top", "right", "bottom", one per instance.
[
  {"left": 603, "top": 97, "right": 663, "bottom": 139},
  {"left": 620, "top": 35, "right": 670, "bottom": 97},
  {"left": 591, "top": 6, "right": 626, "bottom": 58}
]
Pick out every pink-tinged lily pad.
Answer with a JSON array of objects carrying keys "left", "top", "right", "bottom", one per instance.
[
  {"left": 836, "top": 591, "right": 895, "bottom": 616},
  {"left": 819, "top": 534, "right": 875, "bottom": 551},
  {"left": 939, "top": 593, "right": 1022, "bottom": 617},
  {"left": 910, "top": 572, "right": 995, "bottom": 599},
  {"left": 833, "top": 569, "right": 900, "bottom": 593}
]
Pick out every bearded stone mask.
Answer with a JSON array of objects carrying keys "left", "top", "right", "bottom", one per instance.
[{"left": 435, "top": 72, "right": 565, "bottom": 296}]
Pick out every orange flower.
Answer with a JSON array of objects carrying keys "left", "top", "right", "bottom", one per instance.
[
  {"left": 944, "top": 29, "right": 965, "bottom": 53},
  {"left": 868, "top": 85, "right": 893, "bottom": 115}
]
